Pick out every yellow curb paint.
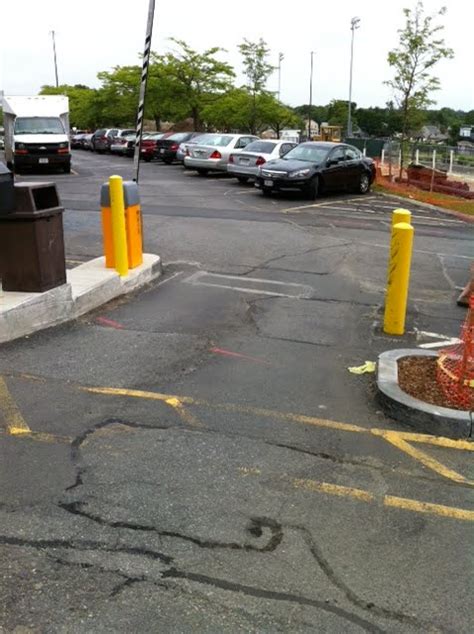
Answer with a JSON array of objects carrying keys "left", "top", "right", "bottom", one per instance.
[
  {"left": 293, "top": 478, "right": 374, "bottom": 502},
  {"left": 0, "top": 377, "right": 30, "bottom": 435},
  {"left": 376, "top": 430, "right": 473, "bottom": 486}
]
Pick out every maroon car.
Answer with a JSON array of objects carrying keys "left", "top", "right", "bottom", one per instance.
[{"left": 140, "top": 132, "right": 174, "bottom": 162}]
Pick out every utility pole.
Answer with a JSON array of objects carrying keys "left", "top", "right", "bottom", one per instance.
[
  {"left": 133, "top": 0, "right": 156, "bottom": 184},
  {"left": 277, "top": 52, "right": 284, "bottom": 101},
  {"left": 308, "top": 51, "right": 315, "bottom": 140},
  {"left": 50, "top": 30, "right": 59, "bottom": 88},
  {"left": 347, "top": 17, "right": 360, "bottom": 138}
]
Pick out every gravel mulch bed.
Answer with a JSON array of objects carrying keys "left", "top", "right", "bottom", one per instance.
[{"left": 397, "top": 356, "right": 471, "bottom": 412}]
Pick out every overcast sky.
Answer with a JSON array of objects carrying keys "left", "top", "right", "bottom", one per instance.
[{"left": 1, "top": 0, "right": 473, "bottom": 110}]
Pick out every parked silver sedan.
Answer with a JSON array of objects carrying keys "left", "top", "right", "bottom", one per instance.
[
  {"left": 184, "top": 133, "right": 259, "bottom": 175},
  {"left": 227, "top": 139, "right": 298, "bottom": 183}
]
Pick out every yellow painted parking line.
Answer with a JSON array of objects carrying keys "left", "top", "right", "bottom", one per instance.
[
  {"left": 375, "top": 430, "right": 473, "bottom": 486},
  {"left": 13, "top": 380, "right": 474, "bottom": 485},
  {"left": 383, "top": 495, "right": 474, "bottom": 522},
  {"left": 83, "top": 385, "right": 196, "bottom": 405},
  {"left": 0, "top": 377, "right": 31, "bottom": 435},
  {"left": 0, "top": 428, "right": 72, "bottom": 444},
  {"left": 293, "top": 478, "right": 374, "bottom": 502},
  {"left": 165, "top": 397, "right": 203, "bottom": 428},
  {"left": 292, "top": 477, "right": 474, "bottom": 522}
]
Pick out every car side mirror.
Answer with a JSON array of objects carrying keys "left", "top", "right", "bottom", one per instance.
[{"left": 326, "top": 158, "right": 337, "bottom": 167}]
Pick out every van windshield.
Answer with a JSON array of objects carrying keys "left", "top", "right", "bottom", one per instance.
[{"left": 14, "top": 117, "right": 65, "bottom": 135}]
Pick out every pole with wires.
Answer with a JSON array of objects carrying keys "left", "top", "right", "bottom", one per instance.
[{"left": 133, "top": 0, "right": 156, "bottom": 184}]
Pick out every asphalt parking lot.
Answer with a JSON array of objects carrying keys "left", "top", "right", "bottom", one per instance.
[{"left": 1, "top": 150, "right": 473, "bottom": 632}]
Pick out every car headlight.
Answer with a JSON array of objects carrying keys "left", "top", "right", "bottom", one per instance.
[
  {"left": 15, "top": 142, "right": 26, "bottom": 150},
  {"left": 58, "top": 142, "right": 68, "bottom": 149},
  {"left": 289, "top": 168, "right": 310, "bottom": 178}
]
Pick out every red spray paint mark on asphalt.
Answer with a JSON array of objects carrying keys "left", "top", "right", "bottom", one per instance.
[
  {"left": 210, "top": 347, "right": 273, "bottom": 366},
  {"left": 95, "top": 317, "right": 124, "bottom": 330}
]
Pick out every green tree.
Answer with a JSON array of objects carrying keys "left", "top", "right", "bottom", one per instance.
[
  {"left": 238, "top": 38, "right": 275, "bottom": 134},
  {"left": 40, "top": 84, "right": 99, "bottom": 129},
  {"left": 385, "top": 1, "right": 454, "bottom": 168},
  {"left": 327, "top": 99, "right": 356, "bottom": 130},
  {"left": 158, "top": 39, "right": 235, "bottom": 130},
  {"left": 202, "top": 88, "right": 251, "bottom": 131},
  {"left": 256, "top": 94, "right": 301, "bottom": 138},
  {"left": 293, "top": 104, "right": 329, "bottom": 126}
]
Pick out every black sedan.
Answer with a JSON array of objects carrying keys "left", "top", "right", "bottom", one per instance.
[
  {"left": 255, "top": 142, "right": 376, "bottom": 199},
  {"left": 154, "top": 132, "right": 199, "bottom": 164}
]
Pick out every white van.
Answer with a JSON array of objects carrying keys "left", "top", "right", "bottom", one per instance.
[{"left": 2, "top": 95, "right": 71, "bottom": 173}]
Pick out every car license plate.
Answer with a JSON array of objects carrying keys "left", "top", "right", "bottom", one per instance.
[
  {"left": 160, "top": 148, "right": 165, "bottom": 154},
  {"left": 39, "top": 158, "right": 49, "bottom": 164},
  {"left": 264, "top": 179, "right": 273, "bottom": 187},
  {"left": 240, "top": 158, "right": 249, "bottom": 164}
]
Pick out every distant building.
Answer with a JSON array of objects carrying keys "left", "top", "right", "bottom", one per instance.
[
  {"left": 460, "top": 125, "right": 474, "bottom": 140},
  {"left": 416, "top": 125, "right": 448, "bottom": 142}
]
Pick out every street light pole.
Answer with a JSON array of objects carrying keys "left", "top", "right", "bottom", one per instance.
[
  {"left": 50, "top": 30, "right": 59, "bottom": 88},
  {"left": 347, "top": 17, "right": 360, "bottom": 138},
  {"left": 277, "top": 52, "right": 284, "bottom": 101},
  {"left": 308, "top": 51, "right": 315, "bottom": 140}
]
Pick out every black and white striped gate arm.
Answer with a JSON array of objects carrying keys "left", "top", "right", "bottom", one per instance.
[{"left": 133, "top": 0, "right": 156, "bottom": 183}]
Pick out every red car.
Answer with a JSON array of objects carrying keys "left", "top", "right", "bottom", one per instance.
[{"left": 139, "top": 132, "right": 174, "bottom": 162}]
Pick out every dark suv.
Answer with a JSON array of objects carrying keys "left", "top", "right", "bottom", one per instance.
[{"left": 91, "top": 128, "right": 119, "bottom": 153}]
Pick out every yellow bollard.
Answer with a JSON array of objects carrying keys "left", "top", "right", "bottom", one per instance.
[
  {"left": 391, "top": 208, "right": 411, "bottom": 226},
  {"left": 383, "top": 222, "right": 414, "bottom": 335},
  {"left": 109, "top": 175, "right": 129, "bottom": 277}
]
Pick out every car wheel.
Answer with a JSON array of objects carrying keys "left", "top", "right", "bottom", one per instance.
[
  {"left": 262, "top": 187, "right": 272, "bottom": 197},
  {"left": 63, "top": 164, "right": 71, "bottom": 174},
  {"left": 237, "top": 176, "right": 249, "bottom": 184},
  {"left": 305, "top": 176, "right": 319, "bottom": 200},
  {"left": 6, "top": 161, "right": 13, "bottom": 170},
  {"left": 163, "top": 159, "right": 173, "bottom": 165},
  {"left": 144, "top": 157, "right": 151, "bottom": 162},
  {"left": 197, "top": 169, "right": 208, "bottom": 176},
  {"left": 358, "top": 172, "right": 370, "bottom": 194}
]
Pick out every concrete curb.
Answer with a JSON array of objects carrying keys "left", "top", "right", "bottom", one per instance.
[
  {"left": 0, "top": 254, "right": 162, "bottom": 344},
  {"left": 376, "top": 348, "right": 472, "bottom": 439},
  {"left": 377, "top": 190, "right": 474, "bottom": 224}
]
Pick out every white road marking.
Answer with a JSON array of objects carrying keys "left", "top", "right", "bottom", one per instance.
[
  {"left": 415, "top": 329, "right": 462, "bottom": 349},
  {"left": 418, "top": 339, "right": 461, "bottom": 349},
  {"left": 361, "top": 243, "right": 472, "bottom": 260},
  {"left": 183, "top": 271, "right": 313, "bottom": 298}
]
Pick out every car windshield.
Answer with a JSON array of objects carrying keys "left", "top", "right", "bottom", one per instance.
[
  {"left": 283, "top": 144, "right": 330, "bottom": 163},
  {"left": 196, "top": 134, "right": 233, "bottom": 147},
  {"left": 121, "top": 129, "right": 135, "bottom": 136},
  {"left": 168, "top": 132, "right": 191, "bottom": 142},
  {"left": 243, "top": 141, "right": 277, "bottom": 153},
  {"left": 14, "top": 117, "right": 65, "bottom": 135}
]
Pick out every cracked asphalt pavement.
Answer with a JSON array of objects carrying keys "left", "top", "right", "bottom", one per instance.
[{"left": 1, "top": 150, "right": 473, "bottom": 632}]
